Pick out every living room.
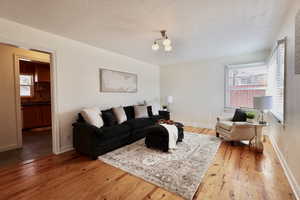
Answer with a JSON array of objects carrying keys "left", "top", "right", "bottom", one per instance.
[{"left": 0, "top": 0, "right": 299, "bottom": 200}]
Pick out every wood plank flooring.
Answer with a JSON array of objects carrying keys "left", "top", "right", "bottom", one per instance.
[{"left": 0, "top": 127, "right": 296, "bottom": 200}]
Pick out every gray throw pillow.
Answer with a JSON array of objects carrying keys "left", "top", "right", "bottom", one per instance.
[
  {"left": 112, "top": 106, "right": 127, "bottom": 124},
  {"left": 134, "top": 105, "right": 149, "bottom": 118}
]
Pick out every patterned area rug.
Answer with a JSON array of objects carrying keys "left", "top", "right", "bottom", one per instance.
[{"left": 98, "top": 132, "right": 221, "bottom": 200}]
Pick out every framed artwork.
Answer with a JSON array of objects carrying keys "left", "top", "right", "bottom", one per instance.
[
  {"left": 100, "top": 68, "right": 137, "bottom": 93},
  {"left": 295, "top": 10, "right": 300, "bottom": 74}
]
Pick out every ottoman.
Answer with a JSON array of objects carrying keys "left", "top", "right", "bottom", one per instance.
[{"left": 144, "top": 122, "right": 184, "bottom": 152}]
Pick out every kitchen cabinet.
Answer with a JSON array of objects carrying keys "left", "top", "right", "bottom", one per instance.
[
  {"left": 22, "top": 104, "right": 51, "bottom": 129},
  {"left": 20, "top": 60, "right": 35, "bottom": 74},
  {"left": 20, "top": 60, "right": 50, "bottom": 82},
  {"left": 35, "top": 63, "right": 50, "bottom": 82},
  {"left": 40, "top": 105, "right": 52, "bottom": 127}
]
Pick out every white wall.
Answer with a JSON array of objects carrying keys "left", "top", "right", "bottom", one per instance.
[
  {"left": 267, "top": 0, "right": 300, "bottom": 197},
  {"left": 0, "top": 18, "right": 160, "bottom": 153},
  {"left": 160, "top": 50, "right": 269, "bottom": 128},
  {"left": 0, "top": 44, "right": 50, "bottom": 152}
]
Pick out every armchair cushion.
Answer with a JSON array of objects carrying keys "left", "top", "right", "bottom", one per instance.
[
  {"left": 218, "top": 121, "right": 233, "bottom": 131},
  {"left": 232, "top": 109, "right": 247, "bottom": 122}
]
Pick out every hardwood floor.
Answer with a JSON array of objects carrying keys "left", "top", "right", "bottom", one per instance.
[{"left": 0, "top": 127, "right": 296, "bottom": 200}]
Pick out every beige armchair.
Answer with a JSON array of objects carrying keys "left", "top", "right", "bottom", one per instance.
[{"left": 215, "top": 117, "right": 256, "bottom": 143}]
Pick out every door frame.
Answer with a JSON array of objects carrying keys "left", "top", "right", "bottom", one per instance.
[{"left": 8, "top": 43, "right": 60, "bottom": 155}]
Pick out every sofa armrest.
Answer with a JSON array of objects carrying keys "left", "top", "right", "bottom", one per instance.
[{"left": 72, "top": 122, "right": 102, "bottom": 159}]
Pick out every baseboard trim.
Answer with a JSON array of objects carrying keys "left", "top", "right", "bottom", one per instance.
[
  {"left": 269, "top": 135, "right": 300, "bottom": 200},
  {"left": 0, "top": 144, "right": 18, "bottom": 152},
  {"left": 58, "top": 145, "right": 74, "bottom": 154}
]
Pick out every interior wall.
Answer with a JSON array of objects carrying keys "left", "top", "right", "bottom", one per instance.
[
  {"left": 0, "top": 18, "right": 160, "bottom": 153},
  {"left": 267, "top": 0, "right": 300, "bottom": 197},
  {"left": 0, "top": 44, "right": 50, "bottom": 152},
  {"left": 160, "top": 50, "right": 269, "bottom": 128}
]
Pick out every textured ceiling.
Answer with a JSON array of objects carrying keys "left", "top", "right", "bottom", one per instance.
[{"left": 0, "top": 0, "right": 292, "bottom": 65}]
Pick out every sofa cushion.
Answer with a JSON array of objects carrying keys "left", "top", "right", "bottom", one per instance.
[
  {"left": 147, "top": 106, "right": 153, "bottom": 117},
  {"left": 101, "top": 109, "right": 118, "bottom": 127},
  {"left": 124, "top": 106, "right": 135, "bottom": 120},
  {"left": 112, "top": 106, "right": 127, "bottom": 124},
  {"left": 151, "top": 103, "right": 162, "bottom": 115},
  {"left": 80, "top": 107, "right": 103, "bottom": 128},
  {"left": 218, "top": 121, "right": 233, "bottom": 131},
  {"left": 232, "top": 109, "right": 247, "bottom": 122},
  {"left": 125, "top": 118, "right": 154, "bottom": 130},
  {"left": 134, "top": 105, "right": 149, "bottom": 118},
  {"left": 151, "top": 115, "right": 164, "bottom": 122},
  {"left": 99, "top": 124, "right": 131, "bottom": 140}
]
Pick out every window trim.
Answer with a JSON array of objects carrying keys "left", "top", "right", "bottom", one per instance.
[
  {"left": 267, "top": 38, "right": 287, "bottom": 124},
  {"left": 224, "top": 62, "right": 267, "bottom": 110},
  {"left": 20, "top": 73, "right": 34, "bottom": 98}
]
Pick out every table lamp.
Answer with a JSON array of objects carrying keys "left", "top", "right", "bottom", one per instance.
[
  {"left": 167, "top": 96, "right": 173, "bottom": 111},
  {"left": 253, "top": 96, "right": 273, "bottom": 124}
]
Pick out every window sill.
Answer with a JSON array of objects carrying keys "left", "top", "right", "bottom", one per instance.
[{"left": 270, "top": 112, "right": 284, "bottom": 125}]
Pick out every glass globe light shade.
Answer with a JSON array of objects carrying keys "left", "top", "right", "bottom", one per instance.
[
  {"left": 164, "top": 45, "right": 172, "bottom": 52},
  {"left": 163, "top": 38, "right": 171, "bottom": 46},
  {"left": 152, "top": 43, "right": 159, "bottom": 51}
]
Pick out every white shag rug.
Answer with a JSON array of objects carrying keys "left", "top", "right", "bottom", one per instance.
[{"left": 98, "top": 132, "right": 221, "bottom": 200}]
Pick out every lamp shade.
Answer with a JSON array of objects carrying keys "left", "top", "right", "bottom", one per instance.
[
  {"left": 167, "top": 96, "right": 173, "bottom": 104},
  {"left": 253, "top": 96, "right": 273, "bottom": 110}
]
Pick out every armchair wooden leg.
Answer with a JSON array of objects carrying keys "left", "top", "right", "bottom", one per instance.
[{"left": 216, "top": 132, "right": 220, "bottom": 138}]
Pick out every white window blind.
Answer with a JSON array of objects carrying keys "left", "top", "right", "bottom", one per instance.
[
  {"left": 267, "top": 40, "right": 286, "bottom": 122},
  {"left": 224, "top": 39, "right": 286, "bottom": 123},
  {"left": 225, "top": 63, "right": 268, "bottom": 108}
]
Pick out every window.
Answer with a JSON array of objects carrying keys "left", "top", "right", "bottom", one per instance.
[
  {"left": 224, "top": 39, "right": 286, "bottom": 123},
  {"left": 20, "top": 74, "right": 34, "bottom": 97},
  {"left": 225, "top": 63, "right": 268, "bottom": 108},
  {"left": 266, "top": 39, "right": 286, "bottom": 122}
]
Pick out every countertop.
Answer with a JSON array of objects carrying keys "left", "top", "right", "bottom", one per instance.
[{"left": 21, "top": 102, "right": 51, "bottom": 106}]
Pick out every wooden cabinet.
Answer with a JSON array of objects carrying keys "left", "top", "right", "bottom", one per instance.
[
  {"left": 20, "top": 61, "right": 50, "bottom": 82},
  {"left": 35, "top": 63, "right": 50, "bottom": 82},
  {"left": 40, "top": 105, "right": 52, "bottom": 127},
  {"left": 22, "top": 104, "right": 51, "bottom": 129},
  {"left": 20, "top": 60, "right": 35, "bottom": 74},
  {"left": 22, "top": 106, "right": 40, "bottom": 129}
]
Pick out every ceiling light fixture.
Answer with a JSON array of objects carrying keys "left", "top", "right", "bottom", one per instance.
[
  {"left": 164, "top": 45, "right": 172, "bottom": 52},
  {"left": 151, "top": 41, "right": 160, "bottom": 51},
  {"left": 152, "top": 30, "right": 173, "bottom": 52}
]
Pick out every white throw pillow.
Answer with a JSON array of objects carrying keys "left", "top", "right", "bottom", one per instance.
[
  {"left": 80, "top": 107, "right": 103, "bottom": 128},
  {"left": 134, "top": 105, "right": 149, "bottom": 118},
  {"left": 112, "top": 106, "right": 127, "bottom": 124},
  {"left": 151, "top": 103, "right": 162, "bottom": 115}
]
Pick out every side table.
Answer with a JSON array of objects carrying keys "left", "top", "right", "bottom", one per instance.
[
  {"left": 159, "top": 110, "right": 170, "bottom": 120},
  {"left": 249, "top": 123, "right": 268, "bottom": 153}
]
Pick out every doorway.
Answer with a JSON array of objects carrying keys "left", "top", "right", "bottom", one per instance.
[
  {"left": 0, "top": 43, "right": 55, "bottom": 167},
  {"left": 19, "top": 59, "right": 52, "bottom": 160}
]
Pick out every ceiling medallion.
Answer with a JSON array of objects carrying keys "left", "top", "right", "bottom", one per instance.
[{"left": 152, "top": 30, "right": 172, "bottom": 52}]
